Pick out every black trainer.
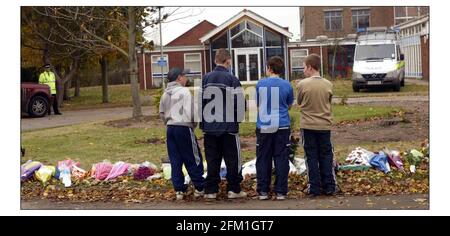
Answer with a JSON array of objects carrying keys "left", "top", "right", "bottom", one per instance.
[
  {"left": 325, "top": 186, "right": 341, "bottom": 196},
  {"left": 307, "top": 193, "right": 320, "bottom": 198}
]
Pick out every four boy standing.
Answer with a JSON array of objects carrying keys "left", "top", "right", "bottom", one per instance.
[{"left": 160, "top": 51, "right": 337, "bottom": 200}]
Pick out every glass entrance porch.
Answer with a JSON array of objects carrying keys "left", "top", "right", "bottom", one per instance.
[{"left": 210, "top": 18, "right": 287, "bottom": 82}]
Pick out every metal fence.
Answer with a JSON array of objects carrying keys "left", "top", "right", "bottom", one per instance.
[{"left": 399, "top": 34, "right": 422, "bottom": 78}]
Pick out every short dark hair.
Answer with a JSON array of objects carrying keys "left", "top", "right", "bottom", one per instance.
[
  {"left": 267, "top": 56, "right": 284, "bottom": 75},
  {"left": 215, "top": 48, "right": 231, "bottom": 64},
  {"left": 304, "top": 54, "right": 321, "bottom": 71}
]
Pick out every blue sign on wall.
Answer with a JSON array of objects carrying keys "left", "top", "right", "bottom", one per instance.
[{"left": 157, "top": 57, "right": 167, "bottom": 67}]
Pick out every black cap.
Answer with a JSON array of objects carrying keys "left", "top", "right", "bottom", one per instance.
[{"left": 167, "top": 67, "right": 189, "bottom": 82}]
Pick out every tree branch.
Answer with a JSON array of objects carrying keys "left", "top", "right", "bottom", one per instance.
[
  {"left": 81, "top": 24, "right": 128, "bottom": 57},
  {"left": 21, "top": 41, "right": 44, "bottom": 51}
]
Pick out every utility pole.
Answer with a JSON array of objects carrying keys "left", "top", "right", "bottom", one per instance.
[{"left": 159, "top": 6, "right": 165, "bottom": 89}]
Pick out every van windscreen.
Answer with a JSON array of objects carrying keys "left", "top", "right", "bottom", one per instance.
[{"left": 355, "top": 44, "right": 395, "bottom": 61}]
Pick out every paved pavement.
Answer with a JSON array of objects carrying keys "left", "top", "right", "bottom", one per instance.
[
  {"left": 21, "top": 106, "right": 153, "bottom": 131},
  {"left": 21, "top": 193, "right": 429, "bottom": 210}
]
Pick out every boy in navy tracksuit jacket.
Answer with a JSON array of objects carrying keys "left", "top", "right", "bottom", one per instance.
[
  {"left": 255, "top": 56, "right": 294, "bottom": 200},
  {"left": 200, "top": 48, "right": 247, "bottom": 199},
  {"left": 159, "top": 67, "right": 205, "bottom": 200}
]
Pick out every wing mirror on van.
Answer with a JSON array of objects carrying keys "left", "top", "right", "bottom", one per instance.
[{"left": 400, "top": 54, "right": 405, "bottom": 61}]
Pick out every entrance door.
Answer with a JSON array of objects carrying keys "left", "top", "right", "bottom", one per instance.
[{"left": 234, "top": 48, "right": 261, "bottom": 82}]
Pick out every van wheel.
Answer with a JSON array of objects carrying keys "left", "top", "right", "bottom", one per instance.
[
  {"left": 28, "top": 95, "right": 49, "bottom": 117},
  {"left": 352, "top": 82, "right": 360, "bottom": 92}
]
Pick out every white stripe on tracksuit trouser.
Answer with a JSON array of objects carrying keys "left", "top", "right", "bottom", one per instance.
[
  {"left": 166, "top": 125, "right": 204, "bottom": 192},
  {"left": 204, "top": 132, "right": 243, "bottom": 194}
]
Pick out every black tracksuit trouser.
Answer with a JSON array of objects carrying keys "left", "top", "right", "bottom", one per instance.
[{"left": 204, "top": 133, "right": 243, "bottom": 194}]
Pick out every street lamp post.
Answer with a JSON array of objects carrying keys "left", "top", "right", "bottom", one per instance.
[
  {"left": 315, "top": 35, "right": 328, "bottom": 77},
  {"left": 320, "top": 44, "right": 323, "bottom": 77}
]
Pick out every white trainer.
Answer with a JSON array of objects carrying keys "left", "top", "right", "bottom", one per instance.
[
  {"left": 204, "top": 193, "right": 217, "bottom": 199},
  {"left": 258, "top": 192, "right": 269, "bottom": 200},
  {"left": 176, "top": 191, "right": 185, "bottom": 200},
  {"left": 194, "top": 189, "right": 204, "bottom": 197},
  {"left": 227, "top": 191, "right": 248, "bottom": 199}
]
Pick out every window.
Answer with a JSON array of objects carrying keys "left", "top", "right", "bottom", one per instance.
[
  {"left": 231, "top": 21, "right": 245, "bottom": 37},
  {"left": 394, "top": 7, "right": 425, "bottom": 25},
  {"left": 324, "top": 11, "right": 342, "bottom": 31},
  {"left": 266, "top": 47, "right": 285, "bottom": 78},
  {"left": 290, "top": 49, "right": 308, "bottom": 79},
  {"left": 354, "top": 44, "right": 395, "bottom": 61},
  {"left": 232, "top": 30, "right": 262, "bottom": 48},
  {"left": 246, "top": 21, "right": 263, "bottom": 36},
  {"left": 290, "top": 49, "right": 308, "bottom": 71},
  {"left": 230, "top": 20, "right": 264, "bottom": 48},
  {"left": 265, "top": 29, "right": 282, "bottom": 46},
  {"left": 352, "top": 9, "right": 370, "bottom": 29},
  {"left": 151, "top": 54, "right": 169, "bottom": 77},
  {"left": 212, "top": 32, "right": 228, "bottom": 50},
  {"left": 184, "top": 53, "right": 202, "bottom": 74},
  {"left": 395, "top": 6, "right": 407, "bottom": 18},
  {"left": 151, "top": 54, "right": 169, "bottom": 87},
  {"left": 266, "top": 48, "right": 283, "bottom": 60}
]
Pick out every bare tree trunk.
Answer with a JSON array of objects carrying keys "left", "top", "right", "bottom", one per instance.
[
  {"left": 332, "top": 45, "right": 337, "bottom": 80},
  {"left": 100, "top": 55, "right": 109, "bottom": 103},
  {"left": 63, "top": 69, "right": 71, "bottom": 101},
  {"left": 128, "top": 6, "right": 142, "bottom": 118},
  {"left": 74, "top": 72, "right": 80, "bottom": 97},
  {"left": 56, "top": 59, "right": 80, "bottom": 107},
  {"left": 43, "top": 43, "right": 50, "bottom": 65},
  {"left": 55, "top": 64, "right": 64, "bottom": 107}
]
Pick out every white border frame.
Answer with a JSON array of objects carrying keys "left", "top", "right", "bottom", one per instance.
[
  {"left": 184, "top": 52, "right": 203, "bottom": 76},
  {"left": 150, "top": 54, "right": 169, "bottom": 87},
  {"left": 290, "top": 48, "right": 309, "bottom": 72},
  {"left": 234, "top": 47, "right": 261, "bottom": 82},
  {"left": 324, "top": 9, "right": 343, "bottom": 32}
]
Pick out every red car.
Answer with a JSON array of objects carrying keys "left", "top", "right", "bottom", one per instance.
[{"left": 21, "top": 83, "right": 53, "bottom": 117}]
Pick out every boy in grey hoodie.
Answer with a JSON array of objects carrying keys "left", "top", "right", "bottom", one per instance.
[{"left": 159, "top": 67, "right": 205, "bottom": 200}]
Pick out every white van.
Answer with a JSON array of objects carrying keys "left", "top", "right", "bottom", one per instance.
[{"left": 352, "top": 27, "right": 405, "bottom": 92}]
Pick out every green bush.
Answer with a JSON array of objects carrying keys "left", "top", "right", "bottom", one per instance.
[{"left": 153, "top": 88, "right": 163, "bottom": 112}]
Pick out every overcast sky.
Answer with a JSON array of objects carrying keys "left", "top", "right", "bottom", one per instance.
[{"left": 144, "top": 7, "right": 301, "bottom": 45}]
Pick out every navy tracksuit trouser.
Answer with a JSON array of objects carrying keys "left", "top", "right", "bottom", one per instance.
[
  {"left": 301, "top": 129, "right": 337, "bottom": 195},
  {"left": 256, "top": 128, "right": 291, "bottom": 195},
  {"left": 204, "top": 133, "right": 243, "bottom": 194},
  {"left": 166, "top": 125, "right": 205, "bottom": 192}
]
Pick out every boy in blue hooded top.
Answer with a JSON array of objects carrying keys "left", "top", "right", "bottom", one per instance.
[{"left": 255, "top": 56, "right": 294, "bottom": 200}]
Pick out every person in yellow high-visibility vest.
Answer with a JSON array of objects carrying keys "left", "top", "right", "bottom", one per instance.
[{"left": 39, "top": 64, "right": 62, "bottom": 115}]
